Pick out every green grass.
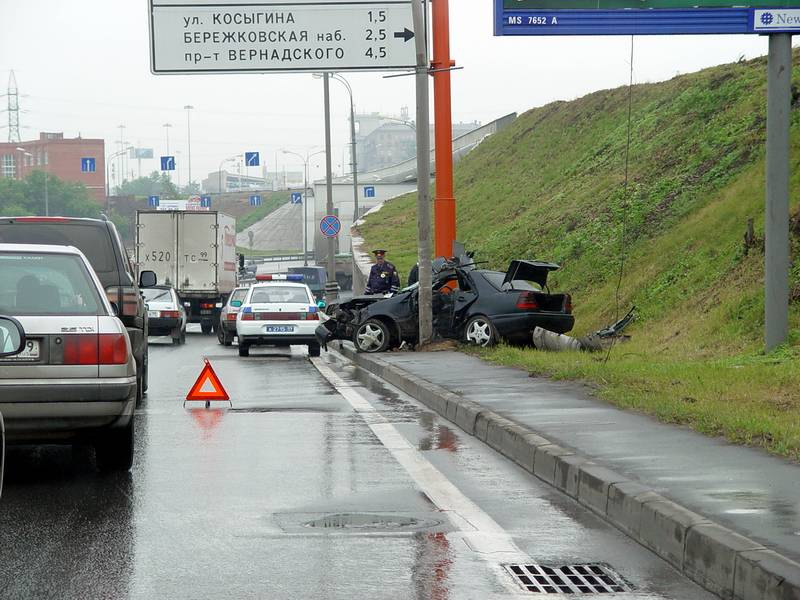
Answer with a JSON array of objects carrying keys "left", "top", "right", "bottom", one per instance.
[
  {"left": 357, "top": 52, "right": 800, "bottom": 459},
  {"left": 234, "top": 194, "right": 288, "bottom": 233}
]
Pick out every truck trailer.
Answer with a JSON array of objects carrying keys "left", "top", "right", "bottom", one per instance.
[{"left": 136, "top": 210, "right": 237, "bottom": 334}]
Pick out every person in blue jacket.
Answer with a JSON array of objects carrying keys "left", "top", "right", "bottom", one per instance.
[{"left": 365, "top": 249, "right": 400, "bottom": 295}]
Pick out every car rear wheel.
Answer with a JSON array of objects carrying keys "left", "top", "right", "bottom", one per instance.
[
  {"left": 465, "top": 315, "right": 497, "bottom": 347},
  {"left": 238, "top": 343, "right": 250, "bottom": 357},
  {"left": 135, "top": 373, "right": 144, "bottom": 407},
  {"left": 308, "top": 342, "right": 321, "bottom": 357},
  {"left": 95, "top": 420, "right": 134, "bottom": 473},
  {"left": 354, "top": 319, "right": 391, "bottom": 353}
]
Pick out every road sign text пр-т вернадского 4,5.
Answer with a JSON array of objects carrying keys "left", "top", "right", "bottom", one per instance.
[{"left": 149, "top": 0, "right": 417, "bottom": 73}]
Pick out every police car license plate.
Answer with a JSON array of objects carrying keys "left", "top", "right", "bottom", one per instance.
[
  {"left": 5, "top": 340, "right": 39, "bottom": 361},
  {"left": 265, "top": 325, "right": 294, "bottom": 333}
]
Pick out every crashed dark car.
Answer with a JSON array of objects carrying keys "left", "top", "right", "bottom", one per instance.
[{"left": 316, "top": 256, "right": 574, "bottom": 353}]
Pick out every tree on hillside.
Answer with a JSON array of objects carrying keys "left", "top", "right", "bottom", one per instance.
[
  {"left": 0, "top": 171, "right": 100, "bottom": 218},
  {"left": 116, "top": 172, "right": 178, "bottom": 197},
  {"left": 180, "top": 181, "right": 201, "bottom": 195}
]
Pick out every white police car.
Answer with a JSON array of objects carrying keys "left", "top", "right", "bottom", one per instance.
[{"left": 236, "top": 274, "right": 322, "bottom": 357}]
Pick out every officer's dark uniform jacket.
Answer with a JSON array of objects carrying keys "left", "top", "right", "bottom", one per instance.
[{"left": 365, "top": 261, "right": 400, "bottom": 294}]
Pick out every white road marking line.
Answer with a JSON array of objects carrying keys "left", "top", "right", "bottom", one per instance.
[{"left": 311, "top": 356, "right": 530, "bottom": 594}]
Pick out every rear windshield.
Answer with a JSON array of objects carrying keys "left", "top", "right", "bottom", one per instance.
[
  {"left": 289, "top": 268, "right": 324, "bottom": 284},
  {"left": 0, "top": 252, "right": 104, "bottom": 316},
  {"left": 0, "top": 222, "right": 117, "bottom": 278},
  {"left": 250, "top": 286, "right": 310, "bottom": 304},
  {"left": 143, "top": 288, "right": 174, "bottom": 303}
]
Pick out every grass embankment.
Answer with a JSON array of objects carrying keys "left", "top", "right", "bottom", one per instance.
[{"left": 357, "top": 53, "right": 800, "bottom": 459}]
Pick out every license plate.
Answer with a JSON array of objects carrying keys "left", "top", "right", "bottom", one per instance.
[
  {"left": 148, "top": 310, "right": 159, "bottom": 318},
  {"left": 265, "top": 325, "right": 295, "bottom": 333},
  {"left": 200, "top": 310, "right": 212, "bottom": 315},
  {"left": 6, "top": 339, "right": 40, "bottom": 361}
]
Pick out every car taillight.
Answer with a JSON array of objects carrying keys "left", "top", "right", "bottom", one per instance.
[
  {"left": 98, "top": 334, "right": 128, "bottom": 364},
  {"left": 226, "top": 313, "right": 238, "bottom": 321},
  {"left": 63, "top": 334, "right": 128, "bottom": 365},
  {"left": 105, "top": 286, "right": 140, "bottom": 317},
  {"left": 201, "top": 303, "right": 215, "bottom": 309},
  {"left": 516, "top": 291, "right": 539, "bottom": 311},
  {"left": 160, "top": 310, "right": 180, "bottom": 318},
  {"left": 564, "top": 294, "right": 573, "bottom": 313},
  {"left": 241, "top": 312, "right": 254, "bottom": 321}
]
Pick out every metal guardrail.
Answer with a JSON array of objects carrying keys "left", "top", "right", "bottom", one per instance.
[{"left": 246, "top": 252, "right": 314, "bottom": 264}]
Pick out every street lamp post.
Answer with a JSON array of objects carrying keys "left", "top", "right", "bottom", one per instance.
[
  {"left": 322, "top": 73, "right": 360, "bottom": 223},
  {"left": 218, "top": 156, "right": 237, "bottom": 194},
  {"left": 105, "top": 145, "right": 132, "bottom": 210},
  {"left": 117, "top": 124, "right": 126, "bottom": 188},
  {"left": 17, "top": 146, "right": 49, "bottom": 216},
  {"left": 283, "top": 149, "right": 325, "bottom": 266},
  {"left": 184, "top": 105, "right": 194, "bottom": 190}
]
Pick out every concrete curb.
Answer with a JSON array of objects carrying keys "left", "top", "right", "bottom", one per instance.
[{"left": 334, "top": 342, "right": 800, "bottom": 600}]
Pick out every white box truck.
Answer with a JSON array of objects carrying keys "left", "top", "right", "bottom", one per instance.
[{"left": 136, "top": 210, "right": 237, "bottom": 334}]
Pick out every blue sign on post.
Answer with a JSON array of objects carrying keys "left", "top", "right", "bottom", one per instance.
[
  {"left": 249, "top": 194, "right": 262, "bottom": 207},
  {"left": 80, "top": 157, "right": 96, "bottom": 173},
  {"left": 363, "top": 186, "right": 376, "bottom": 198},
  {"left": 290, "top": 192, "right": 302, "bottom": 204},
  {"left": 160, "top": 156, "right": 175, "bottom": 171},
  {"left": 319, "top": 215, "right": 341, "bottom": 238},
  {"left": 148, "top": 195, "right": 160, "bottom": 208},
  {"left": 493, "top": 1, "right": 800, "bottom": 36},
  {"left": 245, "top": 152, "right": 260, "bottom": 167},
  {"left": 200, "top": 195, "right": 212, "bottom": 208}
]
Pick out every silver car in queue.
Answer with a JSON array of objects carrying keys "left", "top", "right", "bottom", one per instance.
[{"left": 0, "top": 243, "right": 137, "bottom": 472}]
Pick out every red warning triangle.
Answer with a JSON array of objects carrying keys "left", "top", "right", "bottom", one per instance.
[{"left": 186, "top": 359, "right": 230, "bottom": 401}]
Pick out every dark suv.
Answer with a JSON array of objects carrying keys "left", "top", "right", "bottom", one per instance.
[{"left": 0, "top": 216, "right": 156, "bottom": 404}]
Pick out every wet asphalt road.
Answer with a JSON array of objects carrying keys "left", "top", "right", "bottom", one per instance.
[{"left": 0, "top": 327, "right": 716, "bottom": 599}]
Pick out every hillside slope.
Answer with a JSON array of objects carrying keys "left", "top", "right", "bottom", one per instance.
[{"left": 357, "top": 53, "right": 800, "bottom": 458}]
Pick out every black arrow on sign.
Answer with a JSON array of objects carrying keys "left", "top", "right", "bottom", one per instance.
[{"left": 393, "top": 28, "right": 415, "bottom": 42}]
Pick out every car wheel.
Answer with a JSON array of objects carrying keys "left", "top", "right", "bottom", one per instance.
[
  {"left": 464, "top": 315, "right": 497, "bottom": 347},
  {"left": 95, "top": 420, "right": 134, "bottom": 473},
  {"left": 308, "top": 342, "right": 321, "bottom": 357},
  {"left": 354, "top": 319, "right": 391, "bottom": 353},
  {"left": 180, "top": 329, "right": 186, "bottom": 345},
  {"left": 216, "top": 325, "right": 225, "bottom": 345},
  {"left": 201, "top": 321, "right": 213, "bottom": 335},
  {"left": 238, "top": 343, "right": 250, "bottom": 357},
  {"left": 142, "top": 352, "right": 149, "bottom": 392},
  {"left": 222, "top": 333, "right": 232, "bottom": 347},
  {"left": 135, "top": 373, "right": 144, "bottom": 407}
]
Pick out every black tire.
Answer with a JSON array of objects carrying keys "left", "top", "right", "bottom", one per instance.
[
  {"left": 135, "top": 373, "right": 144, "bottom": 407},
  {"left": 464, "top": 315, "right": 498, "bottom": 347},
  {"left": 308, "top": 343, "right": 321, "bottom": 357},
  {"left": 142, "top": 352, "right": 149, "bottom": 392},
  {"left": 222, "top": 334, "right": 232, "bottom": 347},
  {"left": 238, "top": 343, "right": 250, "bottom": 357},
  {"left": 180, "top": 329, "right": 186, "bottom": 345},
  {"left": 95, "top": 420, "right": 134, "bottom": 473},
  {"left": 354, "top": 319, "right": 391, "bottom": 353},
  {"left": 201, "top": 321, "right": 213, "bottom": 335}
]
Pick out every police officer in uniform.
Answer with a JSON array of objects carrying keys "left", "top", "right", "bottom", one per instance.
[{"left": 365, "top": 249, "right": 400, "bottom": 295}]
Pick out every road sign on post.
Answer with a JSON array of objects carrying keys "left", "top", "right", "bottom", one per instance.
[
  {"left": 148, "top": 195, "right": 160, "bottom": 208},
  {"left": 81, "top": 158, "right": 96, "bottom": 173},
  {"left": 149, "top": 0, "right": 417, "bottom": 73},
  {"left": 363, "top": 185, "right": 375, "bottom": 198},
  {"left": 291, "top": 192, "right": 302, "bottom": 204},
  {"left": 160, "top": 155, "right": 176, "bottom": 170},
  {"left": 319, "top": 215, "right": 341, "bottom": 238},
  {"left": 245, "top": 151, "right": 260, "bottom": 166},
  {"left": 494, "top": 1, "right": 800, "bottom": 35},
  {"left": 200, "top": 194, "right": 212, "bottom": 208},
  {"left": 249, "top": 194, "right": 262, "bottom": 207}
]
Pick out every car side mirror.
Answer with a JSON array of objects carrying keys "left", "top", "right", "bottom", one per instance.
[
  {"left": 0, "top": 315, "right": 26, "bottom": 358},
  {"left": 317, "top": 299, "right": 327, "bottom": 310},
  {"left": 231, "top": 300, "right": 242, "bottom": 308},
  {"left": 109, "top": 302, "right": 120, "bottom": 317},
  {"left": 139, "top": 270, "right": 157, "bottom": 288}
]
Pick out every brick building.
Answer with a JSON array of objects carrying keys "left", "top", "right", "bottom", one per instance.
[{"left": 0, "top": 132, "right": 106, "bottom": 203}]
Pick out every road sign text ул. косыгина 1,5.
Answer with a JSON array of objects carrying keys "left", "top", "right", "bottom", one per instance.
[{"left": 149, "top": 0, "right": 417, "bottom": 73}]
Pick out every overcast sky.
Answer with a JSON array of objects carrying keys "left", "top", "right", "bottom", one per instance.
[{"left": 0, "top": 0, "right": 773, "bottom": 185}]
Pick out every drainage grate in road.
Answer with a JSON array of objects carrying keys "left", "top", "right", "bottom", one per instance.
[
  {"left": 505, "top": 563, "right": 630, "bottom": 594},
  {"left": 303, "top": 513, "right": 423, "bottom": 530}
]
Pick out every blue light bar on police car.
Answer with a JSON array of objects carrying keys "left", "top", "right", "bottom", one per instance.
[{"left": 255, "top": 274, "right": 304, "bottom": 282}]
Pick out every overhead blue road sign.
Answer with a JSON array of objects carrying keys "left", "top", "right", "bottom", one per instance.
[
  {"left": 249, "top": 194, "right": 262, "bottom": 207},
  {"left": 200, "top": 195, "right": 212, "bottom": 208},
  {"left": 245, "top": 151, "right": 260, "bottom": 167},
  {"left": 493, "top": 1, "right": 800, "bottom": 35},
  {"left": 363, "top": 186, "right": 376, "bottom": 198},
  {"left": 290, "top": 192, "right": 302, "bottom": 204},
  {"left": 80, "top": 157, "right": 96, "bottom": 173},
  {"left": 161, "top": 156, "right": 176, "bottom": 171},
  {"left": 148, "top": 195, "right": 160, "bottom": 208},
  {"left": 319, "top": 215, "right": 341, "bottom": 238}
]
